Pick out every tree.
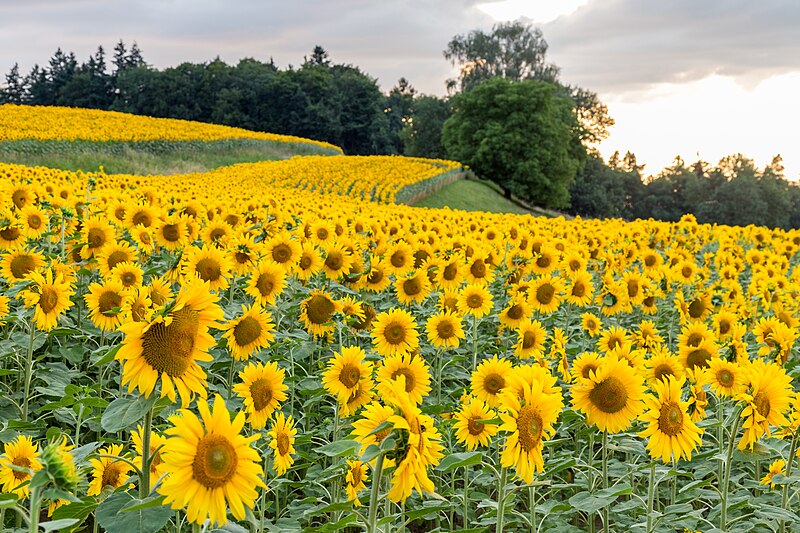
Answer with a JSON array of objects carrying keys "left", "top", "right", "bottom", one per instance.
[
  {"left": 0, "top": 63, "right": 24, "bottom": 104},
  {"left": 306, "top": 45, "right": 331, "bottom": 67},
  {"left": 442, "top": 78, "right": 583, "bottom": 209},
  {"left": 385, "top": 77, "right": 416, "bottom": 153},
  {"left": 568, "top": 151, "right": 641, "bottom": 219},
  {"left": 401, "top": 95, "right": 451, "bottom": 159}
]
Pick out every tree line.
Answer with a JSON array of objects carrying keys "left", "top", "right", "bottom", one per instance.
[{"left": 2, "top": 31, "right": 797, "bottom": 229}]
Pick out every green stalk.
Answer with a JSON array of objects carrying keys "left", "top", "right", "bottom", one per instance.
[
  {"left": 779, "top": 430, "right": 799, "bottom": 533},
  {"left": 463, "top": 466, "right": 470, "bottom": 528},
  {"left": 602, "top": 431, "right": 609, "bottom": 533},
  {"left": 27, "top": 486, "right": 41, "bottom": 533},
  {"left": 496, "top": 467, "right": 507, "bottom": 533},
  {"left": 720, "top": 408, "right": 743, "bottom": 531},
  {"left": 140, "top": 407, "right": 154, "bottom": 497},
  {"left": 529, "top": 485, "right": 536, "bottom": 533},
  {"left": 21, "top": 320, "right": 36, "bottom": 422},
  {"left": 646, "top": 462, "right": 657, "bottom": 533},
  {"left": 366, "top": 454, "right": 385, "bottom": 533},
  {"left": 471, "top": 314, "right": 478, "bottom": 370}
]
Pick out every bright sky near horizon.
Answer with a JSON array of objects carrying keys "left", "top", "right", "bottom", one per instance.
[{"left": 1, "top": 0, "right": 798, "bottom": 180}]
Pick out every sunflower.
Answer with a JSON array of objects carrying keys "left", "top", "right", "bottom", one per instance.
[
  {"left": 220, "top": 304, "right": 275, "bottom": 360},
  {"left": 597, "top": 327, "right": 632, "bottom": 358},
  {"left": 644, "top": 348, "right": 685, "bottom": 386},
  {"left": 677, "top": 322, "right": 715, "bottom": 350},
  {"left": 361, "top": 259, "right": 392, "bottom": 292},
  {"left": 0, "top": 247, "right": 45, "bottom": 283},
  {"left": 289, "top": 244, "right": 319, "bottom": 281},
  {"left": 0, "top": 435, "right": 42, "bottom": 498},
  {"left": 438, "top": 290, "right": 460, "bottom": 314},
  {"left": 84, "top": 279, "right": 129, "bottom": 331},
  {"left": 712, "top": 310, "right": 738, "bottom": 340},
  {"left": 395, "top": 270, "right": 431, "bottom": 306},
  {"left": 372, "top": 308, "right": 419, "bottom": 357},
  {"left": 125, "top": 204, "right": 158, "bottom": 230},
  {"left": 581, "top": 312, "right": 602, "bottom": 337},
  {"left": 385, "top": 240, "right": 415, "bottom": 276},
  {"left": 339, "top": 379, "right": 375, "bottom": 417},
  {"left": 471, "top": 356, "right": 514, "bottom": 408},
  {"left": 700, "top": 358, "right": 746, "bottom": 398},
  {"left": 233, "top": 361, "right": 289, "bottom": 429},
  {"left": 321, "top": 241, "right": 353, "bottom": 280},
  {"left": 530, "top": 245, "right": 558, "bottom": 275},
  {"left": 738, "top": 360, "right": 793, "bottom": 450},
  {"left": 158, "top": 395, "right": 265, "bottom": 526},
  {"left": 457, "top": 283, "right": 493, "bottom": 318},
  {"left": 498, "top": 297, "right": 530, "bottom": 330},
  {"left": 573, "top": 352, "right": 604, "bottom": 382},
  {"left": 0, "top": 221, "right": 26, "bottom": 250},
  {"left": 514, "top": 319, "right": 547, "bottom": 360},
  {"left": 425, "top": 310, "right": 465, "bottom": 349},
  {"left": 88, "top": 443, "right": 133, "bottom": 496},
  {"left": 21, "top": 269, "right": 74, "bottom": 331},
  {"left": 435, "top": 254, "right": 464, "bottom": 290},
  {"left": 80, "top": 216, "right": 115, "bottom": 259},
  {"left": 572, "top": 355, "right": 647, "bottom": 433},
  {"left": 453, "top": 397, "right": 499, "bottom": 450},
  {"left": 269, "top": 412, "right": 298, "bottom": 475},
  {"left": 345, "top": 459, "right": 369, "bottom": 505},
  {"left": 322, "top": 346, "right": 374, "bottom": 404},
  {"left": 263, "top": 232, "right": 301, "bottom": 271},
  {"left": 464, "top": 253, "right": 494, "bottom": 285},
  {"left": 244, "top": 260, "right": 286, "bottom": 307},
  {"left": 0, "top": 295, "right": 9, "bottom": 324},
  {"left": 116, "top": 278, "right": 223, "bottom": 407},
  {"left": 154, "top": 214, "right": 189, "bottom": 251},
  {"left": 687, "top": 383, "right": 708, "bottom": 423},
  {"left": 183, "top": 245, "right": 233, "bottom": 292},
  {"left": 148, "top": 275, "right": 173, "bottom": 308},
  {"left": 760, "top": 459, "right": 786, "bottom": 489},
  {"left": 566, "top": 270, "right": 594, "bottom": 307},
  {"left": 300, "top": 289, "right": 340, "bottom": 338},
  {"left": 110, "top": 260, "right": 145, "bottom": 289},
  {"left": 638, "top": 376, "right": 703, "bottom": 462},
  {"left": 377, "top": 352, "right": 431, "bottom": 405},
  {"left": 529, "top": 275, "right": 564, "bottom": 314},
  {"left": 351, "top": 402, "right": 396, "bottom": 466},
  {"left": 130, "top": 226, "right": 155, "bottom": 254},
  {"left": 635, "top": 320, "right": 664, "bottom": 350},
  {"left": 96, "top": 240, "right": 138, "bottom": 278},
  {"left": 132, "top": 425, "right": 168, "bottom": 479},
  {"left": 679, "top": 339, "right": 718, "bottom": 372},
  {"left": 497, "top": 379, "right": 563, "bottom": 483}
]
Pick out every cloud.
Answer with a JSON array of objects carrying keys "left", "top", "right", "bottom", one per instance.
[
  {"left": 0, "top": 0, "right": 492, "bottom": 95},
  {"left": 542, "top": 0, "right": 800, "bottom": 95}
]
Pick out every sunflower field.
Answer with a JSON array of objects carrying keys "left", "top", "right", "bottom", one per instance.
[{"left": 1, "top": 105, "right": 800, "bottom": 533}]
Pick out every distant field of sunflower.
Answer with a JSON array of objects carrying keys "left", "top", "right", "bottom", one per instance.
[{"left": 1, "top": 107, "right": 800, "bottom": 533}]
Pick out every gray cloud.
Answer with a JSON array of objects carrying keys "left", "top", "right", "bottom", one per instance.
[{"left": 542, "top": 0, "right": 800, "bottom": 95}]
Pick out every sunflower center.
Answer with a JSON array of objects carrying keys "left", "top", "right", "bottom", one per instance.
[
  {"left": 719, "top": 319, "right": 731, "bottom": 335},
  {"left": 10, "top": 254, "right": 36, "bottom": 279},
  {"left": 233, "top": 316, "right": 262, "bottom": 347},
  {"left": 658, "top": 401, "right": 684, "bottom": 436},
  {"left": 507, "top": 304, "right": 524, "bottom": 320},
  {"left": 107, "top": 251, "right": 129, "bottom": 270},
  {"left": 391, "top": 368, "right": 416, "bottom": 393},
  {"left": 384, "top": 322, "right": 406, "bottom": 345},
  {"left": 653, "top": 364, "right": 674, "bottom": 381},
  {"left": 443, "top": 262, "right": 458, "bottom": 280},
  {"left": 98, "top": 290, "right": 123, "bottom": 316},
  {"left": 717, "top": 369, "right": 734, "bottom": 387},
  {"left": 589, "top": 376, "right": 628, "bottom": 414},
  {"left": 307, "top": 295, "right": 335, "bottom": 325},
  {"left": 142, "top": 308, "right": 199, "bottom": 377},
  {"left": 436, "top": 320, "right": 455, "bottom": 339},
  {"left": 367, "top": 269, "right": 384, "bottom": 284},
  {"left": 608, "top": 337, "right": 622, "bottom": 350},
  {"left": 120, "top": 272, "right": 137, "bottom": 287},
  {"left": 192, "top": 435, "right": 238, "bottom": 488},
  {"left": 250, "top": 378, "right": 274, "bottom": 411},
  {"left": 403, "top": 277, "right": 422, "bottom": 296},
  {"left": 255, "top": 273, "right": 276, "bottom": 297},
  {"left": 688, "top": 299, "right": 705, "bottom": 319},
  {"left": 686, "top": 332, "right": 704, "bottom": 347},
  {"left": 686, "top": 348, "right": 712, "bottom": 370},
  {"left": 522, "top": 331, "right": 537, "bottom": 350},
  {"left": 132, "top": 211, "right": 152, "bottom": 227},
  {"left": 536, "top": 255, "right": 550, "bottom": 268},
  {"left": 27, "top": 214, "right": 43, "bottom": 229},
  {"left": 235, "top": 252, "right": 251, "bottom": 266},
  {"left": 209, "top": 228, "right": 226, "bottom": 241},
  {"left": 195, "top": 258, "right": 222, "bottom": 282},
  {"left": 339, "top": 363, "right": 362, "bottom": 388},
  {"left": 517, "top": 405, "right": 543, "bottom": 452},
  {"left": 536, "top": 284, "right": 555, "bottom": 305},
  {"left": 754, "top": 391, "right": 771, "bottom": 417},
  {"left": 12, "top": 189, "right": 28, "bottom": 208},
  {"left": 87, "top": 228, "right": 106, "bottom": 249},
  {"left": 470, "top": 259, "right": 486, "bottom": 278},
  {"left": 466, "top": 294, "right": 483, "bottom": 308},
  {"left": 101, "top": 461, "right": 126, "bottom": 488},
  {"left": 627, "top": 280, "right": 639, "bottom": 298},
  {"left": 581, "top": 363, "right": 598, "bottom": 379},
  {"left": 0, "top": 226, "right": 20, "bottom": 241},
  {"left": 325, "top": 252, "right": 344, "bottom": 271},
  {"left": 12, "top": 456, "right": 31, "bottom": 480},
  {"left": 483, "top": 373, "right": 505, "bottom": 395},
  {"left": 277, "top": 433, "right": 291, "bottom": 456},
  {"left": 572, "top": 282, "right": 586, "bottom": 298},
  {"left": 39, "top": 287, "right": 60, "bottom": 314},
  {"left": 272, "top": 244, "right": 292, "bottom": 263},
  {"left": 643, "top": 296, "right": 655, "bottom": 308},
  {"left": 681, "top": 266, "right": 693, "bottom": 279},
  {"left": 644, "top": 255, "right": 657, "bottom": 267},
  {"left": 467, "top": 417, "right": 485, "bottom": 435},
  {"left": 161, "top": 224, "right": 181, "bottom": 242},
  {"left": 390, "top": 250, "right": 407, "bottom": 268}
]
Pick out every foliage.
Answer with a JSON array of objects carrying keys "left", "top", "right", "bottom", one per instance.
[{"left": 443, "top": 77, "right": 583, "bottom": 209}]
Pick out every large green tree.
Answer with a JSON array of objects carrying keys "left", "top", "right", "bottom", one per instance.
[{"left": 442, "top": 77, "right": 583, "bottom": 209}]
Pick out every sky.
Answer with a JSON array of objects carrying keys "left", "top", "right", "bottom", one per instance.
[{"left": 1, "top": 0, "right": 798, "bottom": 179}]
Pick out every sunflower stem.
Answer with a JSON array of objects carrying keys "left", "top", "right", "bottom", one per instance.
[
  {"left": 646, "top": 461, "right": 657, "bottom": 533},
  {"left": 717, "top": 395, "right": 725, "bottom": 486},
  {"left": 529, "top": 484, "right": 536, "bottom": 533},
  {"left": 601, "top": 431, "right": 609, "bottom": 533},
  {"left": 779, "top": 430, "right": 799, "bottom": 533},
  {"left": 366, "top": 453, "right": 385, "bottom": 533},
  {"left": 140, "top": 406, "right": 153, "bottom": 498},
  {"left": 471, "top": 314, "right": 478, "bottom": 370},
  {"left": 720, "top": 407, "right": 742, "bottom": 532},
  {"left": 463, "top": 465, "right": 470, "bottom": 528},
  {"left": 27, "top": 485, "right": 41, "bottom": 533},
  {"left": 21, "top": 319, "right": 36, "bottom": 423},
  {"left": 227, "top": 359, "right": 237, "bottom": 400},
  {"left": 496, "top": 466, "right": 507, "bottom": 533}
]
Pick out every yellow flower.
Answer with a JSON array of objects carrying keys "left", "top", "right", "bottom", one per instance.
[
  {"left": 220, "top": 304, "right": 275, "bottom": 360},
  {"left": 700, "top": 358, "right": 746, "bottom": 398},
  {"left": 159, "top": 395, "right": 265, "bottom": 526},
  {"left": 377, "top": 353, "right": 431, "bottom": 406},
  {"left": 233, "top": 361, "right": 289, "bottom": 429},
  {"left": 371, "top": 308, "right": 419, "bottom": 357},
  {"left": 638, "top": 376, "right": 703, "bottom": 462},
  {"left": 395, "top": 270, "right": 431, "bottom": 305},
  {"left": 572, "top": 355, "right": 647, "bottom": 433},
  {"left": 88, "top": 443, "right": 133, "bottom": 496},
  {"left": 425, "top": 310, "right": 465, "bottom": 349},
  {"left": 299, "top": 289, "right": 340, "bottom": 338},
  {"left": 0, "top": 435, "right": 42, "bottom": 498},
  {"left": 529, "top": 275, "right": 564, "bottom": 314},
  {"left": 132, "top": 425, "right": 168, "bottom": 479},
  {"left": 457, "top": 283, "right": 493, "bottom": 318},
  {"left": 760, "top": 459, "right": 786, "bottom": 489},
  {"left": 269, "top": 412, "right": 298, "bottom": 476},
  {"left": 738, "top": 360, "right": 793, "bottom": 450},
  {"left": 345, "top": 459, "right": 369, "bottom": 505},
  {"left": 471, "top": 356, "right": 513, "bottom": 408},
  {"left": 84, "top": 279, "right": 129, "bottom": 331},
  {"left": 453, "top": 397, "right": 499, "bottom": 450},
  {"left": 22, "top": 268, "right": 74, "bottom": 331},
  {"left": 183, "top": 244, "right": 233, "bottom": 292},
  {"left": 0, "top": 247, "right": 45, "bottom": 283},
  {"left": 514, "top": 319, "right": 547, "bottom": 360},
  {"left": 322, "top": 346, "right": 374, "bottom": 404}
]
